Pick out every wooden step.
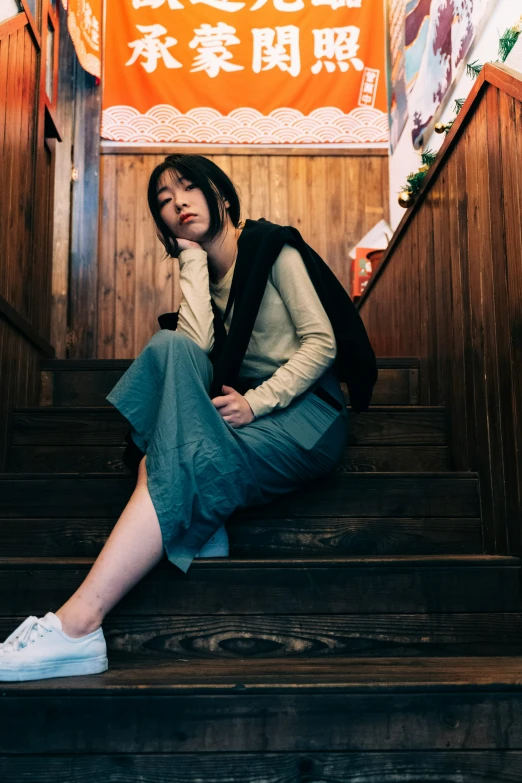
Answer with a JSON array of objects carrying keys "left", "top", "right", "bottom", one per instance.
[
  {"left": 2, "top": 751, "right": 522, "bottom": 783},
  {"left": 2, "top": 609, "right": 520, "bottom": 658},
  {"left": 8, "top": 406, "right": 449, "bottom": 473},
  {"left": 0, "top": 515, "right": 483, "bottom": 557},
  {"left": 2, "top": 656, "right": 522, "bottom": 754},
  {"left": 0, "top": 472, "right": 480, "bottom": 519},
  {"left": 0, "top": 556, "right": 519, "bottom": 615},
  {"left": 6, "top": 443, "right": 451, "bottom": 473},
  {"left": 39, "top": 357, "right": 421, "bottom": 406},
  {"left": 10, "top": 406, "right": 448, "bottom": 444}
]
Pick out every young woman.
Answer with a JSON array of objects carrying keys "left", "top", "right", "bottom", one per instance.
[{"left": 0, "top": 154, "right": 370, "bottom": 682}]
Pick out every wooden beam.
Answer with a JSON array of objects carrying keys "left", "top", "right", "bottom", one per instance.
[
  {"left": 68, "top": 68, "right": 101, "bottom": 358},
  {"left": 0, "top": 296, "right": 55, "bottom": 358},
  {"left": 100, "top": 143, "right": 389, "bottom": 157}
]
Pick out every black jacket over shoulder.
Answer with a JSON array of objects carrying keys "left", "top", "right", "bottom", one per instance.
[{"left": 124, "top": 217, "right": 378, "bottom": 473}]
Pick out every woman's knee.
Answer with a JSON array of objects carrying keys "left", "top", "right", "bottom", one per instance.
[
  {"left": 149, "top": 329, "right": 193, "bottom": 349},
  {"left": 148, "top": 330, "right": 210, "bottom": 361},
  {"left": 146, "top": 328, "right": 212, "bottom": 382}
]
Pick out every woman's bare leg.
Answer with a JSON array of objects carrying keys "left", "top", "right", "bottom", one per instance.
[{"left": 54, "top": 455, "right": 164, "bottom": 638}]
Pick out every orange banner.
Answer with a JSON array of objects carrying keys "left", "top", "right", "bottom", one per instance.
[
  {"left": 68, "top": 0, "right": 102, "bottom": 78},
  {"left": 102, "top": 0, "right": 387, "bottom": 144}
]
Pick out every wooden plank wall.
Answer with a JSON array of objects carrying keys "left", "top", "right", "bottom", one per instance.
[
  {"left": 0, "top": 22, "right": 39, "bottom": 326},
  {"left": 358, "top": 66, "right": 522, "bottom": 557},
  {"left": 96, "top": 148, "right": 389, "bottom": 359},
  {"left": 0, "top": 13, "right": 50, "bottom": 471}
]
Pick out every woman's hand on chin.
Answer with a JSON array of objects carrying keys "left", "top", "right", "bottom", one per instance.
[{"left": 177, "top": 237, "right": 204, "bottom": 252}]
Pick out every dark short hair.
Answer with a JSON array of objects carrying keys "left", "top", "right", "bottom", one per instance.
[{"left": 147, "top": 154, "right": 242, "bottom": 257}]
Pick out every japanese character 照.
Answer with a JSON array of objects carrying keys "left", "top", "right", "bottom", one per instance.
[{"left": 311, "top": 26, "right": 364, "bottom": 74}]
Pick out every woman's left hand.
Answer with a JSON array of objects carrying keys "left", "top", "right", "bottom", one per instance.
[{"left": 212, "top": 384, "right": 255, "bottom": 427}]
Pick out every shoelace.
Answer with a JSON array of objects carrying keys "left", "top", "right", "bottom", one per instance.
[
  {"left": 0, "top": 617, "right": 55, "bottom": 654},
  {"left": 0, "top": 616, "right": 36, "bottom": 650}
]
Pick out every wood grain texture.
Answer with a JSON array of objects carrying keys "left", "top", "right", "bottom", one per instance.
[
  {"left": 0, "top": 320, "right": 41, "bottom": 471},
  {"left": 0, "top": 514, "right": 480, "bottom": 557},
  {"left": 4, "top": 660, "right": 522, "bottom": 753},
  {"left": 0, "top": 556, "right": 518, "bottom": 614},
  {"left": 0, "top": 611, "right": 519, "bottom": 657},
  {"left": 0, "top": 18, "right": 52, "bottom": 470},
  {"left": 6, "top": 443, "right": 451, "bottom": 474},
  {"left": 101, "top": 143, "right": 389, "bottom": 156},
  {"left": 0, "top": 25, "right": 38, "bottom": 320},
  {"left": 358, "top": 76, "right": 522, "bottom": 557},
  {"left": 96, "top": 152, "right": 389, "bottom": 358},
  {"left": 9, "top": 406, "right": 448, "bottom": 445},
  {"left": 1, "top": 750, "right": 522, "bottom": 782},
  {"left": 68, "top": 65, "right": 101, "bottom": 358},
  {"left": 36, "top": 360, "right": 420, "bottom": 406},
  {"left": 49, "top": 0, "right": 76, "bottom": 358},
  {"left": 0, "top": 472, "right": 481, "bottom": 518}
]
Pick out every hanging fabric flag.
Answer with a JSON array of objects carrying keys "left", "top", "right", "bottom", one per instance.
[
  {"left": 67, "top": 0, "right": 102, "bottom": 77},
  {"left": 101, "top": 0, "right": 387, "bottom": 145}
]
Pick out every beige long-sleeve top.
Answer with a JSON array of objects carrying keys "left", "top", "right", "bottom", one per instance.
[{"left": 175, "top": 243, "right": 337, "bottom": 419}]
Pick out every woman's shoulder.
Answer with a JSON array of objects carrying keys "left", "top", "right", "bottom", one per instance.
[{"left": 270, "top": 243, "right": 305, "bottom": 275}]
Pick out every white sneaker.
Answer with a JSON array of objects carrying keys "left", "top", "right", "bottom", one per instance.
[
  {"left": 194, "top": 524, "right": 230, "bottom": 558},
  {"left": 0, "top": 612, "right": 108, "bottom": 682}
]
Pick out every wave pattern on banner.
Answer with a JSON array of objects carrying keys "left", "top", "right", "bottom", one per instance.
[
  {"left": 68, "top": 10, "right": 101, "bottom": 78},
  {"left": 102, "top": 105, "right": 389, "bottom": 144}
]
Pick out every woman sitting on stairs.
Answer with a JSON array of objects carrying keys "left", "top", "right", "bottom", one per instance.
[{"left": 0, "top": 153, "right": 376, "bottom": 682}]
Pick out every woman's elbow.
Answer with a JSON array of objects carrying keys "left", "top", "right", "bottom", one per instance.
[
  {"left": 324, "top": 332, "right": 337, "bottom": 362},
  {"left": 201, "top": 329, "right": 215, "bottom": 354},
  {"left": 182, "top": 327, "right": 214, "bottom": 354}
]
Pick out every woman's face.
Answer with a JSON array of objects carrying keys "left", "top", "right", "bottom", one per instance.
[{"left": 156, "top": 169, "right": 213, "bottom": 242}]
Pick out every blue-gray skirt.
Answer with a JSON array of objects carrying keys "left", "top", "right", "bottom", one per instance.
[{"left": 105, "top": 330, "right": 350, "bottom": 574}]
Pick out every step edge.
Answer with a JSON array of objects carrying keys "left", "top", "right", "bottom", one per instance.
[
  {"left": 0, "top": 471, "right": 480, "bottom": 480},
  {"left": 0, "top": 555, "right": 518, "bottom": 567}
]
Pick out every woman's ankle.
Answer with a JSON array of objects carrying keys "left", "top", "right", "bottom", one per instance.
[{"left": 55, "top": 606, "right": 103, "bottom": 639}]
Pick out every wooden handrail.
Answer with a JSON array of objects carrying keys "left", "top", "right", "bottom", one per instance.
[
  {"left": 357, "top": 62, "right": 522, "bottom": 308},
  {"left": 0, "top": 11, "right": 27, "bottom": 40},
  {"left": 0, "top": 296, "right": 55, "bottom": 358}
]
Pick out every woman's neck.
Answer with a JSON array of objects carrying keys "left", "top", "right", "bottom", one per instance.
[{"left": 201, "top": 221, "right": 242, "bottom": 284}]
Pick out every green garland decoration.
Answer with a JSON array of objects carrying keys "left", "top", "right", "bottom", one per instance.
[
  {"left": 405, "top": 170, "right": 427, "bottom": 197},
  {"left": 466, "top": 59, "right": 483, "bottom": 79},
  {"left": 399, "top": 148, "right": 438, "bottom": 196},
  {"left": 421, "top": 147, "right": 437, "bottom": 167},
  {"left": 453, "top": 20, "right": 521, "bottom": 120},
  {"left": 453, "top": 98, "right": 466, "bottom": 115},
  {"left": 498, "top": 25, "right": 520, "bottom": 62}
]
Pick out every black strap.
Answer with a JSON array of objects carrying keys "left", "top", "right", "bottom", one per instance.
[
  {"left": 311, "top": 385, "right": 344, "bottom": 411},
  {"left": 223, "top": 262, "right": 238, "bottom": 324}
]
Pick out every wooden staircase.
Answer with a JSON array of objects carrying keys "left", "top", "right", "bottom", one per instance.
[{"left": 1, "top": 357, "right": 522, "bottom": 780}]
